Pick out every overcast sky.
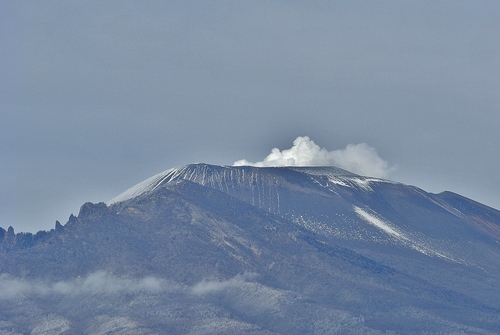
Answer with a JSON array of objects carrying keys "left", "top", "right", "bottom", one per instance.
[{"left": 2, "top": 1, "right": 499, "bottom": 233}]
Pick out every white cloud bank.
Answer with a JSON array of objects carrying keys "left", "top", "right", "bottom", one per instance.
[
  {"left": 0, "top": 271, "right": 257, "bottom": 300},
  {"left": 191, "top": 272, "right": 257, "bottom": 295},
  {"left": 233, "top": 136, "right": 394, "bottom": 178},
  {"left": 0, "top": 271, "right": 174, "bottom": 299}
]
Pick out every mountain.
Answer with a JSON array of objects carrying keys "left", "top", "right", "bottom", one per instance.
[{"left": 1, "top": 163, "right": 500, "bottom": 334}]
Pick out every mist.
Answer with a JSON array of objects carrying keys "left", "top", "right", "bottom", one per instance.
[{"left": 0, "top": 271, "right": 175, "bottom": 299}]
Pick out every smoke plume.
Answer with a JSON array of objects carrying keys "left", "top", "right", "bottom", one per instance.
[{"left": 233, "top": 136, "right": 394, "bottom": 178}]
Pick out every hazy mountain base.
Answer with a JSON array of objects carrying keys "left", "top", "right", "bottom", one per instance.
[
  {"left": 1, "top": 165, "right": 500, "bottom": 334},
  {"left": 0, "top": 271, "right": 495, "bottom": 335},
  {"left": 0, "top": 272, "right": 381, "bottom": 335}
]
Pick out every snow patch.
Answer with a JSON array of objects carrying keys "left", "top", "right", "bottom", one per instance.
[
  {"left": 31, "top": 315, "right": 70, "bottom": 335},
  {"left": 325, "top": 176, "right": 397, "bottom": 192},
  {"left": 107, "top": 169, "right": 174, "bottom": 205},
  {"left": 327, "top": 177, "right": 350, "bottom": 187},
  {"left": 354, "top": 206, "right": 402, "bottom": 239},
  {"left": 354, "top": 206, "right": 461, "bottom": 263},
  {"left": 107, "top": 166, "right": 191, "bottom": 205}
]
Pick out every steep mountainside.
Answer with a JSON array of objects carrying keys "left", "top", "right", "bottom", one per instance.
[{"left": 1, "top": 164, "right": 500, "bottom": 334}]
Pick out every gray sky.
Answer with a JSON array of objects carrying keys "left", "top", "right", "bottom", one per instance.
[{"left": 2, "top": 1, "right": 499, "bottom": 233}]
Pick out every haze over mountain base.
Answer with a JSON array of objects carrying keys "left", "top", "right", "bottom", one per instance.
[{"left": 1, "top": 164, "right": 500, "bottom": 334}]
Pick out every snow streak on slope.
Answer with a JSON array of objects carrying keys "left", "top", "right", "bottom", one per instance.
[
  {"left": 354, "top": 206, "right": 461, "bottom": 263},
  {"left": 354, "top": 206, "right": 402, "bottom": 238},
  {"left": 109, "top": 164, "right": 398, "bottom": 206},
  {"left": 107, "top": 170, "right": 170, "bottom": 205},
  {"left": 290, "top": 167, "right": 398, "bottom": 192},
  {"left": 332, "top": 176, "right": 397, "bottom": 191},
  {"left": 107, "top": 167, "right": 188, "bottom": 205}
]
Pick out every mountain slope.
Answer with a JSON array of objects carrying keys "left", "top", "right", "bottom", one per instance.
[
  {"left": 1, "top": 163, "right": 500, "bottom": 334},
  {"left": 111, "top": 164, "right": 500, "bottom": 272}
]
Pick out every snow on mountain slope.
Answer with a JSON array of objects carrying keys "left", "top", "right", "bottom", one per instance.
[
  {"left": 106, "top": 163, "right": 500, "bottom": 271},
  {"left": 289, "top": 166, "right": 399, "bottom": 191},
  {"left": 353, "top": 206, "right": 462, "bottom": 263},
  {"left": 108, "top": 164, "right": 394, "bottom": 205},
  {"left": 108, "top": 166, "right": 186, "bottom": 204}
]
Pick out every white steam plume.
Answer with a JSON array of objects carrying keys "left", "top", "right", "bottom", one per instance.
[{"left": 233, "top": 136, "right": 394, "bottom": 178}]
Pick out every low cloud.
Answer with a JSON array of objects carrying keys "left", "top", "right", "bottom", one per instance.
[
  {"left": 0, "top": 271, "right": 175, "bottom": 299},
  {"left": 191, "top": 272, "right": 292, "bottom": 317},
  {"left": 234, "top": 136, "right": 394, "bottom": 178},
  {"left": 0, "top": 271, "right": 263, "bottom": 300},
  {"left": 191, "top": 272, "right": 257, "bottom": 295}
]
